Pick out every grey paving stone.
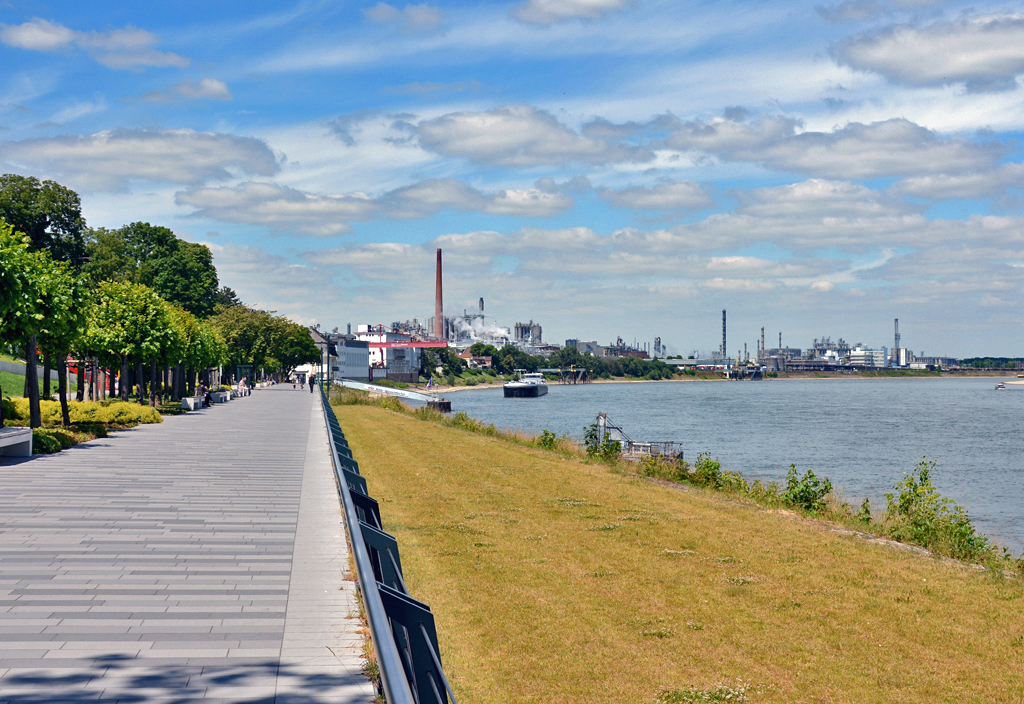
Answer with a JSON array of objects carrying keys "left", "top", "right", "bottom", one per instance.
[{"left": 0, "top": 388, "right": 374, "bottom": 703}]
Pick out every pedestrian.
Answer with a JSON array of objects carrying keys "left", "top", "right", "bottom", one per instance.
[{"left": 308, "top": 375, "right": 315, "bottom": 393}]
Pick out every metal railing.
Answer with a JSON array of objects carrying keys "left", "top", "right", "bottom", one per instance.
[{"left": 318, "top": 386, "right": 458, "bottom": 704}]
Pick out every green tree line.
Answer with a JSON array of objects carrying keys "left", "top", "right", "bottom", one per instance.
[
  {"left": 422, "top": 341, "right": 677, "bottom": 382},
  {"left": 0, "top": 173, "right": 318, "bottom": 429}
]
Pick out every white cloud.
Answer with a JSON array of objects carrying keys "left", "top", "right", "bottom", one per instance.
[
  {"left": 0, "top": 129, "right": 279, "bottom": 191},
  {"left": 510, "top": 0, "right": 632, "bottom": 26},
  {"left": 47, "top": 98, "right": 107, "bottom": 124},
  {"left": 485, "top": 187, "right": 574, "bottom": 216},
  {"left": 416, "top": 104, "right": 651, "bottom": 167},
  {"left": 0, "top": 19, "right": 188, "bottom": 69},
  {"left": 363, "top": 3, "right": 444, "bottom": 33},
  {"left": 0, "top": 18, "right": 75, "bottom": 50},
  {"left": 667, "top": 116, "right": 1003, "bottom": 178},
  {"left": 888, "top": 163, "right": 1024, "bottom": 201},
  {"left": 598, "top": 179, "right": 713, "bottom": 211},
  {"left": 175, "top": 177, "right": 575, "bottom": 235},
  {"left": 834, "top": 14, "right": 1024, "bottom": 92},
  {"left": 177, "top": 182, "right": 374, "bottom": 236},
  {"left": 143, "top": 78, "right": 232, "bottom": 103}
]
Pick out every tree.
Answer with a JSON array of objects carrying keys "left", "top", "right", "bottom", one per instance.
[
  {"left": 85, "top": 222, "right": 219, "bottom": 318},
  {"left": 82, "top": 281, "right": 176, "bottom": 401},
  {"left": 147, "top": 240, "right": 219, "bottom": 318},
  {"left": 33, "top": 259, "right": 89, "bottom": 426},
  {"left": 210, "top": 306, "right": 317, "bottom": 380},
  {"left": 0, "top": 175, "right": 86, "bottom": 269},
  {"left": 0, "top": 223, "right": 42, "bottom": 428},
  {"left": 0, "top": 175, "right": 87, "bottom": 425},
  {"left": 213, "top": 286, "right": 242, "bottom": 311}
]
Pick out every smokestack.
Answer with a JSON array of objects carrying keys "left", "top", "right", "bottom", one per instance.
[
  {"left": 435, "top": 249, "right": 443, "bottom": 340},
  {"left": 479, "top": 297, "right": 484, "bottom": 313},
  {"left": 721, "top": 310, "right": 727, "bottom": 358}
]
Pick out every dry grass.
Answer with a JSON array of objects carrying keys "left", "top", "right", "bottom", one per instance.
[{"left": 336, "top": 403, "right": 1024, "bottom": 704}]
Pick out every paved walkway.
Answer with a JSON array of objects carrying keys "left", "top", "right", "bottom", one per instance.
[{"left": 0, "top": 387, "right": 375, "bottom": 703}]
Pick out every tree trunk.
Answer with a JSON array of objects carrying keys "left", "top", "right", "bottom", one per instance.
[
  {"left": 75, "top": 359, "right": 84, "bottom": 402},
  {"left": 150, "top": 360, "right": 157, "bottom": 407},
  {"left": 0, "top": 336, "right": 5, "bottom": 429},
  {"left": 26, "top": 335, "right": 41, "bottom": 429},
  {"left": 57, "top": 354, "right": 70, "bottom": 426},
  {"left": 120, "top": 359, "right": 129, "bottom": 401},
  {"left": 136, "top": 363, "right": 144, "bottom": 405},
  {"left": 186, "top": 367, "right": 194, "bottom": 396},
  {"left": 42, "top": 349, "right": 51, "bottom": 399}
]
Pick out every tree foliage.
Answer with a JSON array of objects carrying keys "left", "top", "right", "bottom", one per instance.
[
  {"left": 210, "top": 306, "right": 317, "bottom": 378},
  {"left": 84, "top": 222, "right": 219, "bottom": 317},
  {"left": 0, "top": 174, "right": 86, "bottom": 269},
  {"left": 81, "top": 281, "right": 178, "bottom": 383}
]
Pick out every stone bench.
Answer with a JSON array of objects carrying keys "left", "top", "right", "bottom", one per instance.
[
  {"left": 210, "top": 391, "right": 230, "bottom": 404},
  {"left": 0, "top": 426, "right": 32, "bottom": 457},
  {"left": 181, "top": 396, "right": 203, "bottom": 411}
]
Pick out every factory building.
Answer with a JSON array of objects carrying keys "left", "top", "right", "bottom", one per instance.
[
  {"left": 308, "top": 327, "right": 370, "bottom": 383},
  {"left": 848, "top": 345, "right": 886, "bottom": 368},
  {"left": 357, "top": 324, "right": 421, "bottom": 383}
]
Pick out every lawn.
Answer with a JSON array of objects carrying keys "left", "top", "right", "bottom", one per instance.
[
  {"left": 1, "top": 369, "right": 77, "bottom": 399},
  {"left": 336, "top": 403, "right": 1024, "bottom": 704}
]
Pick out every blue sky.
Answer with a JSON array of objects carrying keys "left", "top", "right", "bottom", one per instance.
[{"left": 2, "top": 0, "right": 1024, "bottom": 356}]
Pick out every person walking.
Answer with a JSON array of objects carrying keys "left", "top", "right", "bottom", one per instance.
[{"left": 308, "top": 375, "right": 315, "bottom": 393}]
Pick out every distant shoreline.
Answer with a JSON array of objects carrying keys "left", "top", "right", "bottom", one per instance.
[{"left": 419, "top": 369, "right": 1019, "bottom": 395}]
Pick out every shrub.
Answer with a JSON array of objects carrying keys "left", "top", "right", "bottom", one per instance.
[
  {"left": 638, "top": 455, "right": 691, "bottom": 483},
  {"left": 884, "top": 458, "right": 993, "bottom": 561},
  {"left": 537, "top": 430, "right": 557, "bottom": 450},
  {"left": 31, "top": 429, "right": 62, "bottom": 454},
  {"left": 691, "top": 453, "right": 723, "bottom": 488},
  {"left": 4, "top": 398, "right": 161, "bottom": 426},
  {"left": 781, "top": 464, "right": 833, "bottom": 512}
]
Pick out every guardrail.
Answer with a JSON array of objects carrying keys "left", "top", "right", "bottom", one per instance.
[{"left": 318, "top": 385, "right": 458, "bottom": 704}]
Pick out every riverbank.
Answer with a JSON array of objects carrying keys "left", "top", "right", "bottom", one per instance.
[
  {"left": 418, "top": 368, "right": 1012, "bottom": 395},
  {"left": 335, "top": 402, "right": 1024, "bottom": 703}
]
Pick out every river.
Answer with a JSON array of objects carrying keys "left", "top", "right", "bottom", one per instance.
[{"left": 445, "top": 377, "right": 1024, "bottom": 553}]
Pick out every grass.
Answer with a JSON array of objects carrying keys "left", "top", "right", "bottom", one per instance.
[
  {"left": 335, "top": 402, "right": 1024, "bottom": 704},
  {"left": 1, "top": 369, "right": 78, "bottom": 399}
]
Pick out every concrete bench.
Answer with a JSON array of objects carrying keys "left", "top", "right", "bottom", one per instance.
[
  {"left": 181, "top": 396, "right": 203, "bottom": 411},
  {"left": 0, "top": 426, "right": 32, "bottom": 457},
  {"left": 210, "top": 391, "right": 230, "bottom": 404}
]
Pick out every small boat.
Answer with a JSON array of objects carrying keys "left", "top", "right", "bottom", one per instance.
[
  {"left": 503, "top": 370, "right": 548, "bottom": 398},
  {"left": 995, "top": 383, "right": 1006, "bottom": 390}
]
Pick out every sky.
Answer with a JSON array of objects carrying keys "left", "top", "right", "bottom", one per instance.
[{"left": 2, "top": 0, "right": 1023, "bottom": 357}]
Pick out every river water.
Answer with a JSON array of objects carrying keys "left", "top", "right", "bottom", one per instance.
[{"left": 446, "top": 377, "right": 1024, "bottom": 553}]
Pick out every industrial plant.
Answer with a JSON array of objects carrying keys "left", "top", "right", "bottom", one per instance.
[{"left": 306, "top": 252, "right": 964, "bottom": 384}]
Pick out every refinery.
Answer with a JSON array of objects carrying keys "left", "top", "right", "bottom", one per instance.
[{"left": 305, "top": 249, "right": 969, "bottom": 385}]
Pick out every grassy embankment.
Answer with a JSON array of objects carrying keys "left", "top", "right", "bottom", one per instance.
[
  {"left": 1, "top": 369, "right": 78, "bottom": 399},
  {"left": 334, "top": 398, "right": 1024, "bottom": 704}
]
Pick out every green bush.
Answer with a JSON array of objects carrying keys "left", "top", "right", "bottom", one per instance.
[
  {"left": 691, "top": 453, "right": 723, "bottom": 488},
  {"left": 32, "top": 430, "right": 62, "bottom": 454},
  {"left": 4, "top": 398, "right": 161, "bottom": 426},
  {"left": 537, "top": 429, "right": 557, "bottom": 450},
  {"left": 782, "top": 464, "right": 833, "bottom": 512},
  {"left": 884, "top": 458, "right": 993, "bottom": 562},
  {"left": 637, "top": 454, "right": 691, "bottom": 483}
]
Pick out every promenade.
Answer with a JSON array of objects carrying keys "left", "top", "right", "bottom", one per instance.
[{"left": 0, "top": 386, "right": 374, "bottom": 703}]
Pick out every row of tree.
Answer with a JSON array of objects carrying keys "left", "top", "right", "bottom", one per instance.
[
  {"left": 0, "top": 173, "right": 319, "bottom": 429},
  {"left": 444, "top": 342, "right": 677, "bottom": 380}
]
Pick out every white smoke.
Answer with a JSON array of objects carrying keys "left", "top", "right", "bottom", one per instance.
[{"left": 454, "top": 316, "right": 511, "bottom": 342}]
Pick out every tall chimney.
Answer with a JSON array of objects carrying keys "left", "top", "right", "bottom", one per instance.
[
  {"left": 435, "top": 249, "right": 444, "bottom": 340},
  {"left": 721, "top": 309, "right": 727, "bottom": 358}
]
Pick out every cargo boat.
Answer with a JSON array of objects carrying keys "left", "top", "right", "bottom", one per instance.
[{"left": 503, "top": 371, "right": 548, "bottom": 398}]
